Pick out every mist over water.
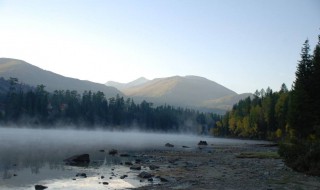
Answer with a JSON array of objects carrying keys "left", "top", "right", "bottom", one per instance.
[{"left": 0, "top": 127, "right": 268, "bottom": 189}]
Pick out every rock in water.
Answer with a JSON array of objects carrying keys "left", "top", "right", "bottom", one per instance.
[
  {"left": 35, "top": 185, "right": 48, "bottom": 190},
  {"left": 109, "top": 149, "right": 118, "bottom": 155},
  {"left": 165, "top": 143, "right": 174, "bottom": 147},
  {"left": 198, "top": 141, "right": 208, "bottom": 146},
  {"left": 64, "top": 154, "right": 90, "bottom": 166}
]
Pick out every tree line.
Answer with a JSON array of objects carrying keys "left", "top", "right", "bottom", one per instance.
[
  {"left": 0, "top": 79, "right": 221, "bottom": 133},
  {"left": 214, "top": 34, "right": 320, "bottom": 175}
]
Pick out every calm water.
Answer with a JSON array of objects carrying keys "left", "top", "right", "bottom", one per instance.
[{"left": 0, "top": 127, "right": 267, "bottom": 190}]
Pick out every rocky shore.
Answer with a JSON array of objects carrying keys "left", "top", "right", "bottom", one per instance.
[{"left": 130, "top": 143, "right": 320, "bottom": 190}]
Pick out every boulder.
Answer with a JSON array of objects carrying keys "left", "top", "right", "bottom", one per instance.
[
  {"left": 138, "top": 171, "right": 153, "bottom": 179},
  {"left": 64, "top": 154, "right": 90, "bottom": 166}
]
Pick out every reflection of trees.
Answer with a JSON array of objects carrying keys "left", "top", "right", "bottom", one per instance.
[{"left": 0, "top": 141, "right": 134, "bottom": 179}]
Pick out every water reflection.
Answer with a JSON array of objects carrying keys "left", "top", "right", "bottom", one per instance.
[{"left": 0, "top": 127, "right": 268, "bottom": 189}]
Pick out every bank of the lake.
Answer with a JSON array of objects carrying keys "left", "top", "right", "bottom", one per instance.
[{"left": 132, "top": 143, "right": 320, "bottom": 190}]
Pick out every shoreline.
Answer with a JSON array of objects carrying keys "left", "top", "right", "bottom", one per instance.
[{"left": 130, "top": 143, "right": 320, "bottom": 190}]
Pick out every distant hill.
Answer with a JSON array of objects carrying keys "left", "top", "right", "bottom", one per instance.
[
  {"left": 0, "top": 58, "right": 123, "bottom": 98},
  {"left": 108, "top": 75, "right": 251, "bottom": 112},
  {"left": 202, "top": 93, "right": 253, "bottom": 110},
  {"left": 105, "top": 77, "right": 149, "bottom": 90}
]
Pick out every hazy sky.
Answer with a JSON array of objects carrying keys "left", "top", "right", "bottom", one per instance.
[{"left": 0, "top": 0, "right": 319, "bottom": 93}]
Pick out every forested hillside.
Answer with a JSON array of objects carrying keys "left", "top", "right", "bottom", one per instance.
[
  {"left": 214, "top": 34, "right": 320, "bottom": 175},
  {"left": 0, "top": 78, "right": 221, "bottom": 133}
]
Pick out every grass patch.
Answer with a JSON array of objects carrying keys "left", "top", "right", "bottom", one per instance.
[{"left": 237, "top": 151, "right": 281, "bottom": 159}]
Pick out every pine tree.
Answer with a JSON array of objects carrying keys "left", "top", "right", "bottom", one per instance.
[
  {"left": 290, "top": 39, "right": 314, "bottom": 139},
  {"left": 311, "top": 35, "right": 320, "bottom": 135}
]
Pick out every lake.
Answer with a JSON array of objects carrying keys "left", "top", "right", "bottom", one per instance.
[{"left": 0, "top": 127, "right": 268, "bottom": 190}]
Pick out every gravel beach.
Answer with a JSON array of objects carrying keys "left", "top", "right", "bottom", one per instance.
[{"left": 131, "top": 143, "right": 320, "bottom": 190}]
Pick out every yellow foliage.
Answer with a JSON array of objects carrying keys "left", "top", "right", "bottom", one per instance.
[{"left": 276, "top": 128, "right": 282, "bottom": 138}]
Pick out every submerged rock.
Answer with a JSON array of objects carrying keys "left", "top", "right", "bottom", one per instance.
[
  {"left": 64, "top": 154, "right": 90, "bottom": 166},
  {"left": 102, "top": 182, "right": 109, "bottom": 185},
  {"left": 35, "top": 185, "right": 48, "bottom": 190},
  {"left": 120, "top": 153, "right": 130, "bottom": 157},
  {"left": 165, "top": 143, "right": 174, "bottom": 148}
]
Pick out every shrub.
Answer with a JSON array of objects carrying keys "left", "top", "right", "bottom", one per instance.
[{"left": 279, "top": 140, "right": 320, "bottom": 176}]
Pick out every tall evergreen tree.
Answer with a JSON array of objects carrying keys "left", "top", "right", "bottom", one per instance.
[{"left": 290, "top": 39, "right": 314, "bottom": 139}]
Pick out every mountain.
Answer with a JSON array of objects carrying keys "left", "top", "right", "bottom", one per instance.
[
  {"left": 110, "top": 75, "right": 251, "bottom": 112},
  {"left": 0, "top": 58, "right": 123, "bottom": 98},
  {"left": 105, "top": 77, "right": 149, "bottom": 90}
]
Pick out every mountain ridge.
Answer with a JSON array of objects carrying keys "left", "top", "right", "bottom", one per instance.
[
  {"left": 107, "top": 75, "right": 251, "bottom": 112},
  {"left": 0, "top": 58, "right": 123, "bottom": 98},
  {"left": 105, "top": 77, "right": 149, "bottom": 90}
]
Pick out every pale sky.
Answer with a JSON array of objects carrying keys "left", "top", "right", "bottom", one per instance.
[{"left": 0, "top": 0, "right": 319, "bottom": 94}]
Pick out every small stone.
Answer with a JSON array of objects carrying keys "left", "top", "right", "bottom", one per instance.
[
  {"left": 101, "top": 176, "right": 104, "bottom": 179},
  {"left": 102, "top": 182, "right": 109, "bottom": 185}
]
